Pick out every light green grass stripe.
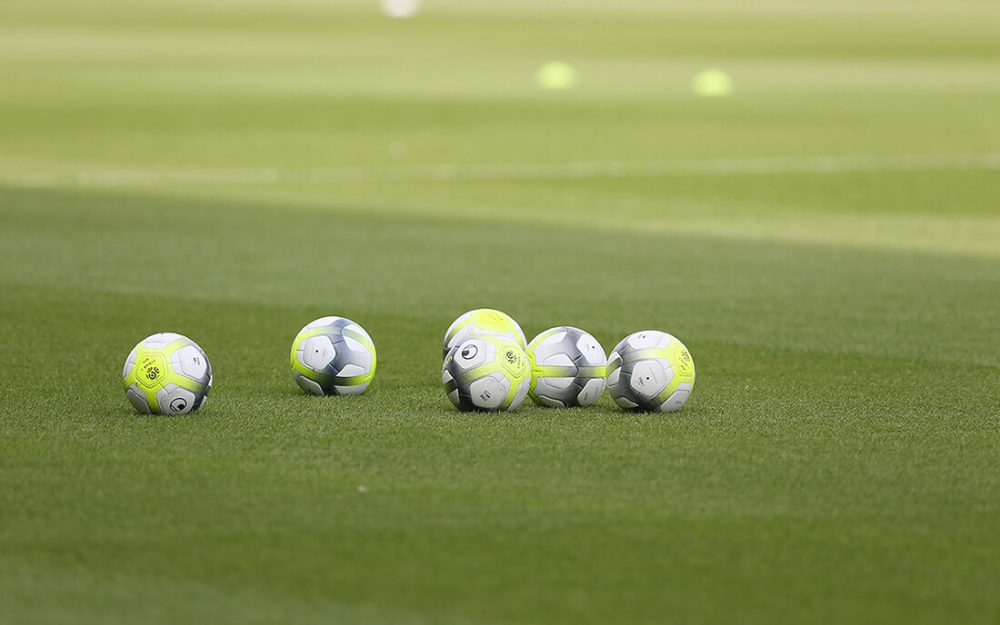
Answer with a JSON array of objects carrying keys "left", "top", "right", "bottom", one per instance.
[{"left": 18, "top": 154, "right": 1000, "bottom": 188}]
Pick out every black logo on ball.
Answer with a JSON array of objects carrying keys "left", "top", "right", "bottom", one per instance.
[
  {"left": 461, "top": 344, "right": 478, "bottom": 360},
  {"left": 169, "top": 398, "right": 188, "bottom": 412},
  {"left": 505, "top": 350, "right": 517, "bottom": 364},
  {"left": 146, "top": 367, "right": 160, "bottom": 380}
]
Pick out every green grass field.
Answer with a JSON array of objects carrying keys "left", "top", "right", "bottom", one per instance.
[{"left": 2, "top": 1, "right": 1000, "bottom": 623}]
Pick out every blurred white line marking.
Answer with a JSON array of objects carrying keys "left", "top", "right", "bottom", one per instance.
[
  {"left": 3, "top": 153, "right": 999, "bottom": 188},
  {"left": 4, "top": 172, "right": 59, "bottom": 188}
]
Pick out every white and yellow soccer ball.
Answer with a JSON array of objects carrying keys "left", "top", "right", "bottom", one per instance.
[
  {"left": 442, "top": 334, "right": 531, "bottom": 412},
  {"left": 290, "top": 316, "right": 377, "bottom": 396},
  {"left": 123, "top": 333, "right": 212, "bottom": 415},
  {"left": 527, "top": 326, "right": 607, "bottom": 408},
  {"left": 442, "top": 308, "right": 526, "bottom": 359},
  {"left": 607, "top": 331, "right": 695, "bottom": 413}
]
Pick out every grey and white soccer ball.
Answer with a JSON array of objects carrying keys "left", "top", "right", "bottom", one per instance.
[
  {"left": 442, "top": 308, "right": 527, "bottom": 359},
  {"left": 122, "top": 332, "right": 212, "bottom": 415},
  {"left": 607, "top": 330, "right": 696, "bottom": 413},
  {"left": 290, "top": 316, "right": 377, "bottom": 396},
  {"left": 442, "top": 334, "right": 531, "bottom": 412},
  {"left": 526, "top": 326, "right": 607, "bottom": 408}
]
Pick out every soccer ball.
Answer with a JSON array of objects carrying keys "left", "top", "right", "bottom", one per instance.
[
  {"left": 607, "top": 331, "right": 695, "bottom": 413},
  {"left": 442, "top": 334, "right": 531, "bottom": 411},
  {"left": 442, "top": 308, "right": 526, "bottom": 359},
  {"left": 527, "top": 326, "right": 607, "bottom": 407},
  {"left": 122, "top": 333, "right": 212, "bottom": 415},
  {"left": 290, "top": 316, "right": 377, "bottom": 396}
]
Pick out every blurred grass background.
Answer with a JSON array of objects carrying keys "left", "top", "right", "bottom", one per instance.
[{"left": 1, "top": 1, "right": 999, "bottom": 623}]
